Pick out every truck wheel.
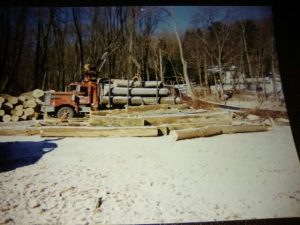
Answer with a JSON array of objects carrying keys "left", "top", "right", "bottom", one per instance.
[{"left": 56, "top": 106, "right": 74, "bottom": 118}]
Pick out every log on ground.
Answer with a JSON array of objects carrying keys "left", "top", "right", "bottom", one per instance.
[
  {"left": 170, "top": 124, "right": 271, "bottom": 141},
  {"left": 170, "top": 127, "right": 222, "bottom": 141},
  {"left": 221, "top": 124, "right": 271, "bottom": 134},
  {"left": 165, "top": 121, "right": 232, "bottom": 133},
  {"left": 89, "top": 115, "right": 145, "bottom": 127},
  {"left": 0, "top": 128, "right": 40, "bottom": 136},
  {"left": 40, "top": 117, "right": 88, "bottom": 126},
  {"left": 143, "top": 111, "right": 233, "bottom": 126},
  {"left": 40, "top": 126, "right": 158, "bottom": 137},
  {"left": 105, "top": 108, "right": 181, "bottom": 117},
  {"left": 2, "top": 114, "right": 11, "bottom": 122},
  {"left": 91, "top": 104, "right": 172, "bottom": 116}
]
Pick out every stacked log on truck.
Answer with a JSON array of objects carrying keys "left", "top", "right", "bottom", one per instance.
[
  {"left": 100, "top": 79, "right": 182, "bottom": 106},
  {"left": 0, "top": 89, "right": 44, "bottom": 122}
]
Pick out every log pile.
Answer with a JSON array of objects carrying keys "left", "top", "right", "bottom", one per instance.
[
  {"left": 0, "top": 100, "right": 275, "bottom": 139},
  {"left": 101, "top": 79, "right": 182, "bottom": 106},
  {"left": 0, "top": 89, "right": 44, "bottom": 122}
]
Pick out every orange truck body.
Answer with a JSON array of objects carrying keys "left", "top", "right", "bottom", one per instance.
[{"left": 41, "top": 80, "right": 100, "bottom": 117}]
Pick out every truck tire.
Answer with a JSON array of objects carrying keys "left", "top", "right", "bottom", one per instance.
[{"left": 56, "top": 106, "right": 75, "bottom": 118}]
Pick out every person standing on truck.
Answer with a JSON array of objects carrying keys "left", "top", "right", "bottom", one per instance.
[{"left": 83, "top": 64, "right": 98, "bottom": 82}]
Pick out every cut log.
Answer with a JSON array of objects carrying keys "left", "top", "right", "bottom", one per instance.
[
  {"left": 101, "top": 96, "right": 128, "bottom": 105},
  {"left": 18, "top": 95, "right": 27, "bottom": 103},
  {"left": 40, "top": 126, "right": 158, "bottom": 137},
  {"left": 0, "top": 94, "right": 18, "bottom": 105},
  {"left": 23, "top": 108, "right": 35, "bottom": 117},
  {"left": 102, "top": 96, "right": 162, "bottom": 106},
  {"left": 165, "top": 121, "right": 231, "bottom": 133},
  {"left": 221, "top": 125, "right": 270, "bottom": 134},
  {"left": 41, "top": 117, "right": 88, "bottom": 126},
  {"left": 112, "top": 79, "right": 143, "bottom": 88},
  {"left": 106, "top": 87, "right": 169, "bottom": 96},
  {"left": 0, "top": 109, "right": 5, "bottom": 117},
  {"left": 2, "top": 114, "right": 11, "bottom": 122},
  {"left": 15, "top": 104, "right": 24, "bottom": 111},
  {"left": 11, "top": 115, "right": 19, "bottom": 122},
  {"left": 109, "top": 108, "right": 180, "bottom": 117},
  {"left": 113, "top": 79, "right": 134, "bottom": 87},
  {"left": 144, "top": 81, "right": 163, "bottom": 88},
  {"left": 91, "top": 104, "right": 172, "bottom": 116},
  {"left": 32, "top": 89, "right": 44, "bottom": 98},
  {"left": 131, "top": 87, "right": 169, "bottom": 96},
  {"left": 170, "top": 124, "right": 270, "bottom": 141},
  {"left": 142, "top": 97, "right": 158, "bottom": 105},
  {"left": 2, "top": 102, "right": 13, "bottom": 113},
  {"left": 170, "top": 127, "right": 222, "bottom": 141},
  {"left": 111, "top": 87, "right": 130, "bottom": 96},
  {"left": 103, "top": 85, "right": 111, "bottom": 96},
  {"left": 23, "top": 99, "right": 37, "bottom": 108},
  {"left": 7, "top": 96, "right": 18, "bottom": 105},
  {"left": 89, "top": 115, "right": 145, "bottom": 127},
  {"left": 11, "top": 108, "right": 23, "bottom": 116},
  {"left": 160, "top": 97, "right": 176, "bottom": 105},
  {"left": 143, "top": 111, "right": 233, "bottom": 126},
  {"left": 130, "top": 96, "right": 143, "bottom": 105},
  {"left": 175, "top": 97, "right": 182, "bottom": 104},
  {"left": 0, "top": 128, "right": 40, "bottom": 136}
]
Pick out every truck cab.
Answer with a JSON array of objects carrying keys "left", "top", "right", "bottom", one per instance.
[{"left": 41, "top": 79, "right": 100, "bottom": 118}]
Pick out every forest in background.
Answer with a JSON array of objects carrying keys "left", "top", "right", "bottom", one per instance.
[{"left": 0, "top": 6, "right": 278, "bottom": 98}]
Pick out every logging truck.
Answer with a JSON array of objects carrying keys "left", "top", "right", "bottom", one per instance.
[
  {"left": 41, "top": 52, "right": 180, "bottom": 118},
  {"left": 41, "top": 78, "right": 181, "bottom": 118}
]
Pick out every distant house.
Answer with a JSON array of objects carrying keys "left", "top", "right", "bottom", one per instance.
[{"left": 207, "top": 66, "right": 283, "bottom": 95}]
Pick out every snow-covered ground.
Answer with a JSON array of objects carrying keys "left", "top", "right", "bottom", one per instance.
[{"left": 0, "top": 126, "right": 299, "bottom": 224}]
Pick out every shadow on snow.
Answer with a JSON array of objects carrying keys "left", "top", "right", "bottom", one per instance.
[{"left": 0, "top": 138, "right": 62, "bottom": 172}]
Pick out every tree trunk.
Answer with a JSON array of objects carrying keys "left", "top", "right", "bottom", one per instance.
[
  {"left": 271, "top": 38, "right": 278, "bottom": 102},
  {"left": 170, "top": 8, "right": 195, "bottom": 102}
]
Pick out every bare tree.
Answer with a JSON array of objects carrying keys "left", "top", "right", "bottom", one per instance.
[
  {"left": 72, "top": 7, "right": 85, "bottom": 80},
  {"left": 0, "top": 7, "right": 28, "bottom": 93},
  {"left": 166, "top": 7, "right": 196, "bottom": 102}
]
